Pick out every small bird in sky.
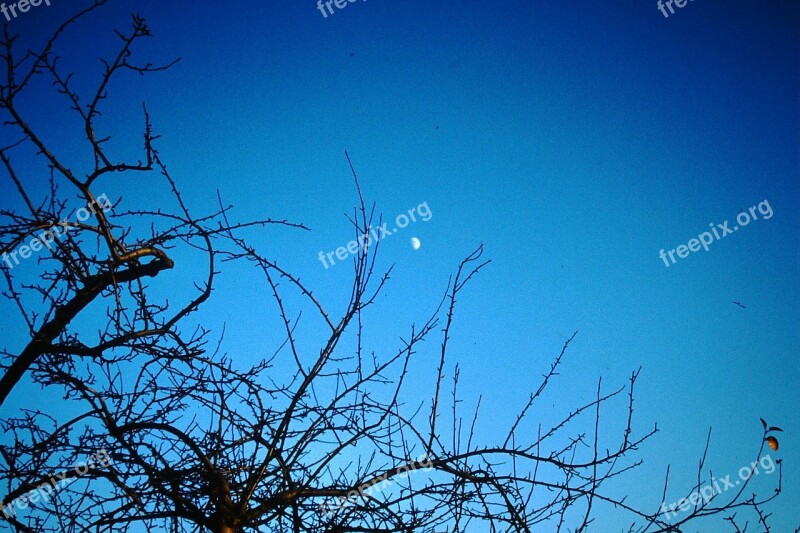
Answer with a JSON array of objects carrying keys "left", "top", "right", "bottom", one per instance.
[{"left": 733, "top": 301, "right": 746, "bottom": 309}]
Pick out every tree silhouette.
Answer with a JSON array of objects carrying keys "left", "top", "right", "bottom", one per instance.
[{"left": 0, "top": 3, "right": 788, "bottom": 532}]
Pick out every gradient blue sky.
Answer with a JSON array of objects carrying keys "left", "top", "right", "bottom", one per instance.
[{"left": 1, "top": 0, "right": 799, "bottom": 530}]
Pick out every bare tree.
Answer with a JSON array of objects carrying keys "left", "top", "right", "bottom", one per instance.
[{"left": 0, "top": 4, "right": 789, "bottom": 532}]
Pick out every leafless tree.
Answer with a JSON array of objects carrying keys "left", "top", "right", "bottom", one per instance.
[{"left": 0, "top": 4, "right": 789, "bottom": 532}]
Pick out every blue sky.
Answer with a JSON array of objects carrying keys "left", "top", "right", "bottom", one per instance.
[{"left": 1, "top": 0, "right": 798, "bottom": 530}]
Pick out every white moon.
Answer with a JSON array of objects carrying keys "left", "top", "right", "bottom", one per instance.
[{"left": 410, "top": 237, "right": 421, "bottom": 250}]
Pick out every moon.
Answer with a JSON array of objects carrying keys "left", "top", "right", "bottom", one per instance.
[{"left": 410, "top": 237, "right": 421, "bottom": 250}]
